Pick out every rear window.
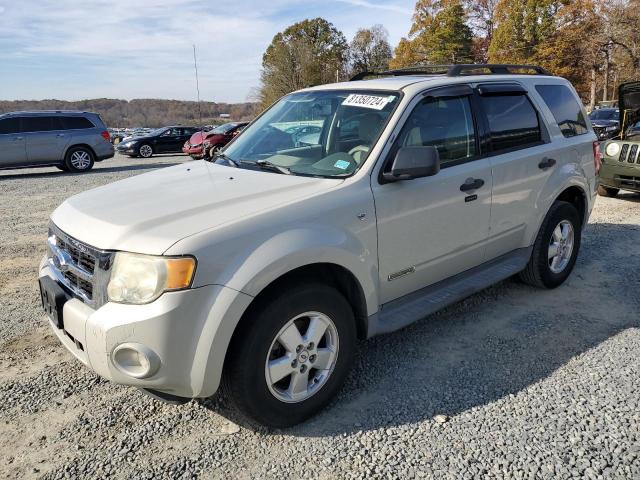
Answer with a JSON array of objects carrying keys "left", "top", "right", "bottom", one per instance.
[
  {"left": 480, "top": 95, "right": 542, "bottom": 152},
  {"left": 60, "top": 116, "right": 94, "bottom": 129},
  {"left": 536, "top": 84, "right": 588, "bottom": 137},
  {"left": 0, "top": 117, "right": 20, "bottom": 134}
]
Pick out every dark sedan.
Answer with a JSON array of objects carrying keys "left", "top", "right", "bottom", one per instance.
[{"left": 116, "top": 126, "right": 200, "bottom": 158}]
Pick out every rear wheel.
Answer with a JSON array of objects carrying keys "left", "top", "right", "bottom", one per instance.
[
  {"left": 138, "top": 144, "right": 153, "bottom": 158},
  {"left": 208, "top": 145, "right": 222, "bottom": 158},
  {"left": 519, "top": 201, "right": 581, "bottom": 289},
  {"left": 223, "top": 283, "right": 356, "bottom": 428},
  {"left": 597, "top": 185, "right": 619, "bottom": 197},
  {"left": 64, "top": 147, "right": 94, "bottom": 173}
]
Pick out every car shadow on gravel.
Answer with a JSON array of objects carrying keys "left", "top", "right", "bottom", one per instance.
[
  {"left": 0, "top": 162, "right": 181, "bottom": 180},
  {"left": 203, "top": 223, "right": 640, "bottom": 436}
]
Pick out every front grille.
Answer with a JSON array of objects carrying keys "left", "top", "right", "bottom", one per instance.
[
  {"left": 47, "top": 223, "right": 113, "bottom": 307},
  {"left": 628, "top": 145, "right": 638, "bottom": 164},
  {"left": 619, "top": 144, "right": 629, "bottom": 162}
]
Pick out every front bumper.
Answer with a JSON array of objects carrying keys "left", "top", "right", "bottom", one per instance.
[
  {"left": 39, "top": 259, "right": 253, "bottom": 398},
  {"left": 600, "top": 160, "right": 640, "bottom": 192},
  {"left": 116, "top": 144, "right": 137, "bottom": 155}
]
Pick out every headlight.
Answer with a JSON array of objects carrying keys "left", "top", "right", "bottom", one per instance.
[
  {"left": 107, "top": 252, "right": 196, "bottom": 304},
  {"left": 191, "top": 143, "right": 202, "bottom": 148},
  {"left": 605, "top": 142, "right": 620, "bottom": 157},
  {"left": 122, "top": 141, "right": 134, "bottom": 148}
]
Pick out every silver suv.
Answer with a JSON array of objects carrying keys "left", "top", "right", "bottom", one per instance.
[
  {"left": 38, "top": 65, "right": 599, "bottom": 427},
  {"left": 0, "top": 110, "right": 114, "bottom": 172}
]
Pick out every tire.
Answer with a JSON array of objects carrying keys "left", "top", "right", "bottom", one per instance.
[
  {"left": 519, "top": 201, "right": 581, "bottom": 289},
  {"left": 223, "top": 283, "right": 357, "bottom": 428},
  {"left": 138, "top": 144, "right": 153, "bottom": 158},
  {"left": 597, "top": 185, "right": 619, "bottom": 197},
  {"left": 209, "top": 145, "right": 222, "bottom": 158},
  {"left": 64, "top": 147, "right": 94, "bottom": 173}
]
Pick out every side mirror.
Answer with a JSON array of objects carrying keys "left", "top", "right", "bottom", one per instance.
[{"left": 382, "top": 146, "right": 440, "bottom": 182}]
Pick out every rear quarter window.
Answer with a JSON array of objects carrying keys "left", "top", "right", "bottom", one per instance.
[
  {"left": 480, "top": 94, "right": 542, "bottom": 152},
  {"left": 0, "top": 117, "right": 20, "bottom": 134},
  {"left": 536, "top": 84, "right": 588, "bottom": 137},
  {"left": 60, "top": 116, "right": 95, "bottom": 130}
]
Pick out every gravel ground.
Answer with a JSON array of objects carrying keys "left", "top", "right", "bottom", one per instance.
[{"left": 1, "top": 154, "right": 639, "bottom": 479}]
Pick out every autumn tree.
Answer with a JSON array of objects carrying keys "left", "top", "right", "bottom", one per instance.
[
  {"left": 390, "top": 0, "right": 474, "bottom": 68},
  {"left": 488, "top": 0, "right": 562, "bottom": 64},
  {"left": 348, "top": 25, "right": 393, "bottom": 75},
  {"left": 464, "top": 0, "right": 499, "bottom": 62},
  {"left": 259, "top": 18, "right": 348, "bottom": 108}
]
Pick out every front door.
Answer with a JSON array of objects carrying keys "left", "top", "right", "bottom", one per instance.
[
  {"left": 372, "top": 91, "right": 493, "bottom": 304},
  {"left": 0, "top": 117, "right": 27, "bottom": 167}
]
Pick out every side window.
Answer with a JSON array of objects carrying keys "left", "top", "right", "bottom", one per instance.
[
  {"left": 0, "top": 117, "right": 20, "bottom": 134},
  {"left": 21, "top": 116, "right": 57, "bottom": 133},
  {"left": 535, "top": 84, "right": 588, "bottom": 137},
  {"left": 396, "top": 96, "right": 477, "bottom": 166},
  {"left": 60, "top": 116, "right": 94, "bottom": 130},
  {"left": 480, "top": 94, "right": 541, "bottom": 152}
]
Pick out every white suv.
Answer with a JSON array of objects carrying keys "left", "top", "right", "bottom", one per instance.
[{"left": 39, "top": 65, "right": 600, "bottom": 427}]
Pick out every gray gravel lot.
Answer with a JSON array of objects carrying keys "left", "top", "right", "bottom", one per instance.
[{"left": 1, "top": 154, "right": 639, "bottom": 479}]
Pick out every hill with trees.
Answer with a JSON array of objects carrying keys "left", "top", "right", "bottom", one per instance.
[{"left": 0, "top": 98, "right": 260, "bottom": 128}]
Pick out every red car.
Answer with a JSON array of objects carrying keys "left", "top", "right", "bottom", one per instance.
[{"left": 182, "top": 122, "right": 248, "bottom": 159}]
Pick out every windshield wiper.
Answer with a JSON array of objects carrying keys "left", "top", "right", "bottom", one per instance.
[
  {"left": 212, "top": 153, "right": 239, "bottom": 168},
  {"left": 255, "top": 160, "right": 292, "bottom": 175}
]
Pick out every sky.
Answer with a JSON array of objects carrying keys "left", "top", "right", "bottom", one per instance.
[{"left": 0, "top": 0, "right": 415, "bottom": 103}]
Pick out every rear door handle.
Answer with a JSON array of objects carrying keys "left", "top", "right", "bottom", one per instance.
[
  {"left": 538, "top": 157, "right": 556, "bottom": 170},
  {"left": 13, "top": 136, "right": 24, "bottom": 141},
  {"left": 460, "top": 178, "right": 485, "bottom": 192},
  {"left": 56, "top": 133, "right": 66, "bottom": 137}
]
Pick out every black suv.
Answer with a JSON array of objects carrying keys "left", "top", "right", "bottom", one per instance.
[{"left": 116, "top": 126, "right": 200, "bottom": 158}]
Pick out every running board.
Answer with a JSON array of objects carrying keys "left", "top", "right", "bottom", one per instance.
[{"left": 368, "top": 247, "right": 532, "bottom": 337}]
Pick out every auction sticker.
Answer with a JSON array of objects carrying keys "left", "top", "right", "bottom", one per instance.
[{"left": 342, "top": 94, "right": 391, "bottom": 110}]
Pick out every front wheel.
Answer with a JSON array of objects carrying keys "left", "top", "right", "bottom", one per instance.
[
  {"left": 519, "top": 201, "right": 581, "bottom": 289},
  {"left": 138, "top": 144, "right": 153, "bottom": 158},
  {"left": 208, "top": 145, "right": 222, "bottom": 158},
  {"left": 223, "top": 283, "right": 356, "bottom": 428}
]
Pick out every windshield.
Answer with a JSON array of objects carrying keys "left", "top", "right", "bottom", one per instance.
[
  {"left": 211, "top": 123, "right": 238, "bottom": 134},
  {"left": 218, "top": 90, "right": 400, "bottom": 177},
  {"left": 590, "top": 109, "right": 619, "bottom": 121}
]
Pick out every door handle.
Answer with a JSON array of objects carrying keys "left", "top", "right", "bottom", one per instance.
[
  {"left": 460, "top": 178, "right": 485, "bottom": 192},
  {"left": 13, "top": 136, "right": 24, "bottom": 141},
  {"left": 56, "top": 133, "right": 66, "bottom": 137},
  {"left": 538, "top": 157, "right": 556, "bottom": 170}
]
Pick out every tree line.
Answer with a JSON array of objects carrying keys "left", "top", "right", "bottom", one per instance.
[
  {"left": 259, "top": 0, "right": 640, "bottom": 109},
  {"left": 0, "top": 98, "right": 260, "bottom": 128}
]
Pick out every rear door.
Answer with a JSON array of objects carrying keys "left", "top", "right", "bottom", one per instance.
[
  {"left": 372, "top": 86, "right": 493, "bottom": 303},
  {"left": 23, "top": 116, "right": 69, "bottom": 163},
  {"left": 476, "top": 83, "right": 561, "bottom": 259},
  {"left": 0, "top": 117, "right": 27, "bottom": 167}
]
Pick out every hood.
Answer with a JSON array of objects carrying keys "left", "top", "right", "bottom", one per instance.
[
  {"left": 51, "top": 161, "right": 341, "bottom": 255},
  {"left": 619, "top": 81, "right": 640, "bottom": 130},
  {"left": 591, "top": 119, "right": 618, "bottom": 128},
  {"left": 188, "top": 131, "right": 205, "bottom": 144}
]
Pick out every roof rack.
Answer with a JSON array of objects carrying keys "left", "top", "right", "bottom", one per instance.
[{"left": 349, "top": 64, "right": 550, "bottom": 81}]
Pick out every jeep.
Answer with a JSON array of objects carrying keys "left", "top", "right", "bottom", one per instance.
[
  {"left": 38, "top": 64, "right": 599, "bottom": 427},
  {"left": 599, "top": 81, "right": 640, "bottom": 197}
]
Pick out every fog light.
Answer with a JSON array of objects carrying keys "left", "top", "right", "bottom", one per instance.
[{"left": 112, "top": 343, "right": 160, "bottom": 379}]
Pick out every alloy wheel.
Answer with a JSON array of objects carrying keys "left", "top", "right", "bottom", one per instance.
[
  {"left": 139, "top": 145, "right": 153, "bottom": 158},
  {"left": 70, "top": 150, "right": 91, "bottom": 170},
  {"left": 548, "top": 219, "right": 575, "bottom": 274},
  {"left": 265, "top": 311, "right": 339, "bottom": 403}
]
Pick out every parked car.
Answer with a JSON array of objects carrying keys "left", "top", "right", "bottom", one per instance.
[
  {"left": 589, "top": 107, "right": 620, "bottom": 140},
  {"left": 117, "top": 126, "right": 200, "bottom": 158},
  {"left": 182, "top": 122, "right": 248, "bottom": 159},
  {"left": 39, "top": 64, "right": 598, "bottom": 428},
  {"left": 0, "top": 110, "right": 114, "bottom": 172},
  {"left": 598, "top": 81, "right": 640, "bottom": 197}
]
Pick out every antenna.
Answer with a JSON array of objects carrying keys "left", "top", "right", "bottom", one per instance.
[{"left": 193, "top": 44, "right": 205, "bottom": 156}]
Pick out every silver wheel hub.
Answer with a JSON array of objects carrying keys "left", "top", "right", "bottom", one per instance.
[
  {"left": 140, "top": 145, "right": 152, "bottom": 157},
  {"left": 265, "top": 311, "right": 339, "bottom": 403},
  {"left": 70, "top": 151, "right": 91, "bottom": 169},
  {"left": 548, "top": 220, "right": 575, "bottom": 274}
]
